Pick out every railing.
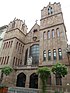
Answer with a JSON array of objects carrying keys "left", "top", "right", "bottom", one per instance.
[
  {"left": 7, "top": 85, "right": 70, "bottom": 93},
  {"left": 13, "top": 65, "right": 38, "bottom": 70},
  {"left": 8, "top": 87, "right": 39, "bottom": 93}
]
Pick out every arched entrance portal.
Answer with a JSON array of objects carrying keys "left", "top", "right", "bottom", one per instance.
[
  {"left": 29, "top": 73, "right": 38, "bottom": 88},
  {"left": 16, "top": 73, "right": 26, "bottom": 87}
]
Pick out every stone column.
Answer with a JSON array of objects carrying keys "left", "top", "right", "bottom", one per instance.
[
  {"left": 25, "top": 74, "right": 30, "bottom": 88},
  {"left": 28, "top": 47, "right": 30, "bottom": 58},
  {"left": 38, "top": 76, "right": 41, "bottom": 93},
  {"left": 51, "top": 73, "right": 55, "bottom": 85}
]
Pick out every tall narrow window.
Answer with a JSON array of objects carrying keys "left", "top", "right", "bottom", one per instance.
[
  {"left": 22, "top": 46, "right": 24, "bottom": 53},
  {"left": 11, "top": 41, "right": 13, "bottom": 47},
  {"left": 53, "top": 49, "right": 57, "bottom": 60},
  {"left": 8, "top": 41, "right": 10, "bottom": 48},
  {"left": 1, "top": 57, "right": 4, "bottom": 65},
  {"left": 16, "top": 42, "right": 18, "bottom": 49},
  {"left": 43, "top": 50, "right": 46, "bottom": 61},
  {"left": 56, "top": 28, "right": 60, "bottom": 37},
  {"left": 4, "top": 57, "right": 7, "bottom": 64},
  {"left": 24, "top": 48, "right": 28, "bottom": 65},
  {"left": 43, "top": 31, "right": 46, "bottom": 40},
  {"left": 15, "top": 58, "right": 18, "bottom": 66},
  {"left": 47, "top": 30, "right": 50, "bottom": 39},
  {"left": 52, "top": 29, "right": 55, "bottom": 38},
  {"left": 6, "top": 42, "right": 8, "bottom": 48},
  {"left": 48, "top": 6, "right": 53, "bottom": 15},
  {"left": 20, "top": 44, "right": 22, "bottom": 54},
  {"left": 6, "top": 56, "right": 9, "bottom": 64},
  {"left": 13, "top": 57, "right": 15, "bottom": 65},
  {"left": 18, "top": 43, "right": 20, "bottom": 52},
  {"left": 58, "top": 48, "right": 62, "bottom": 60},
  {"left": 48, "top": 50, "right": 51, "bottom": 60}
]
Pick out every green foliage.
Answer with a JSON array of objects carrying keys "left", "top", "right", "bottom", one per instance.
[
  {"left": 2, "top": 66, "right": 13, "bottom": 76},
  {"left": 52, "top": 63, "right": 68, "bottom": 77},
  {"left": 37, "top": 67, "right": 51, "bottom": 93}
]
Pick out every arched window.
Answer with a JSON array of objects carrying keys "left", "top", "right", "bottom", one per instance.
[
  {"left": 52, "top": 29, "right": 55, "bottom": 38},
  {"left": 48, "top": 6, "right": 53, "bottom": 15},
  {"left": 29, "top": 73, "right": 38, "bottom": 88},
  {"left": 47, "top": 30, "right": 50, "bottom": 39},
  {"left": 11, "top": 41, "right": 13, "bottom": 47},
  {"left": 48, "top": 50, "right": 51, "bottom": 60},
  {"left": 6, "top": 42, "right": 8, "bottom": 48},
  {"left": 30, "top": 44, "right": 39, "bottom": 65},
  {"left": 13, "top": 57, "right": 15, "bottom": 66},
  {"left": 43, "top": 50, "right": 46, "bottom": 61},
  {"left": 43, "top": 31, "right": 46, "bottom": 40},
  {"left": 16, "top": 73, "right": 26, "bottom": 87},
  {"left": 53, "top": 49, "right": 57, "bottom": 60},
  {"left": 56, "top": 28, "right": 60, "bottom": 37},
  {"left": 16, "top": 42, "right": 18, "bottom": 49},
  {"left": 58, "top": 48, "right": 62, "bottom": 60}
]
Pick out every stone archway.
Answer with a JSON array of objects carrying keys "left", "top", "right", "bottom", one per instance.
[
  {"left": 16, "top": 72, "right": 26, "bottom": 87},
  {"left": 29, "top": 73, "right": 38, "bottom": 88}
]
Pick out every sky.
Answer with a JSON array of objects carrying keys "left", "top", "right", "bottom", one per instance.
[{"left": 0, "top": 0, "right": 70, "bottom": 44}]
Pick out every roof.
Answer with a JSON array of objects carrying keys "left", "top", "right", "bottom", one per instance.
[{"left": 0, "top": 25, "right": 8, "bottom": 30}]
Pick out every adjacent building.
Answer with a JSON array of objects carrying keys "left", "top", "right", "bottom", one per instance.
[{"left": 0, "top": 25, "right": 7, "bottom": 51}]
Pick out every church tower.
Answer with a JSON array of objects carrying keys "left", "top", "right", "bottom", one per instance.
[
  {"left": 39, "top": 2, "right": 68, "bottom": 65},
  {"left": 0, "top": 18, "right": 27, "bottom": 67}
]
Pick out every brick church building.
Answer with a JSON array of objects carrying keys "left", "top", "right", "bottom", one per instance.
[{"left": 0, "top": 2, "right": 70, "bottom": 89}]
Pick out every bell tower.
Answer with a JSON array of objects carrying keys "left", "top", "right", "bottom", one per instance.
[{"left": 39, "top": 2, "right": 68, "bottom": 65}]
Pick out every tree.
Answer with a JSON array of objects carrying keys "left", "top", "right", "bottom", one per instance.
[
  {"left": 0, "top": 66, "right": 13, "bottom": 84},
  {"left": 37, "top": 67, "right": 51, "bottom": 93},
  {"left": 2, "top": 66, "right": 13, "bottom": 76},
  {"left": 52, "top": 63, "right": 68, "bottom": 77},
  {"left": 52, "top": 62, "right": 68, "bottom": 87}
]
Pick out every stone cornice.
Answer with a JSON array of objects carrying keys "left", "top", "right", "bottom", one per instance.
[
  {"left": 6, "top": 28, "right": 26, "bottom": 36},
  {"left": 40, "top": 23, "right": 64, "bottom": 31},
  {"left": 40, "top": 12, "right": 62, "bottom": 21},
  {"left": 3, "top": 37, "right": 40, "bottom": 45}
]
